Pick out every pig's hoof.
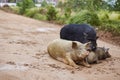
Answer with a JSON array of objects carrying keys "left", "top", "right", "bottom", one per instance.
[
  {"left": 86, "top": 65, "right": 91, "bottom": 68},
  {"left": 73, "top": 65, "right": 79, "bottom": 69},
  {"left": 75, "top": 66, "right": 79, "bottom": 69}
]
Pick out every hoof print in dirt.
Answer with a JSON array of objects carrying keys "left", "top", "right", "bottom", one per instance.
[
  {"left": 6, "top": 61, "right": 16, "bottom": 65},
  {"left": 71, "top": 70, "right": 75, "bottom": 74},
  {"left": 23, "top": 63, "right": 29, "bottom": 66}
]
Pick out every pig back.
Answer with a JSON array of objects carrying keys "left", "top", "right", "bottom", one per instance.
[
  {"left": 60, "top": 24, "right": 97, "bottom": 51},
  {"left": 47, "top": 39, "right": 74, "bottom": 59},
  {"left": 86, "top": 51, "right": 98, "bottom": 64}
]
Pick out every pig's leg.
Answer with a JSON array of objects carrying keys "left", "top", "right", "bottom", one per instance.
[
  {"left": 56, "top": 57, "right": 69, "bottom": 64},
  {"left": 65, "top": 55, "right": 79, "bottom": 68},
  {"left": 95, "top": 60, "right": 102, "bottom": 64},
  {"left": 81, "top": 60, "right": 91, "bottom": 68}
]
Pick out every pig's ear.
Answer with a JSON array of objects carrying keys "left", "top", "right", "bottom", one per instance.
[
  {"left": 84, "top": 42, "right": 91, "bottom": 47},
  {"left": 72, "top": 41, "right": 78, "bottom": 49},
  {"left": 106, "top": 48, "right": 109, "bottom": 52},
  {"left": 84, "top": 42, "right": 91, "bottom": 50},
  {"left": 96, "top": 36, "right": 99, "bottom": 39}
]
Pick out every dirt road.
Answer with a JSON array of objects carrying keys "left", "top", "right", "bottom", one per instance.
[{"left": 0, "top": 10, "right": 120, "bottom": 80}]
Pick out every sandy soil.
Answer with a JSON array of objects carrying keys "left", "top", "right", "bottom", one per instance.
[{"left": 0, "top": 10, "right": 120, "bottom": 80}]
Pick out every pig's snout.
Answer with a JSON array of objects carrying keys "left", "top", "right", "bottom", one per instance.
[
  {"left": 86, "top": 48, "right": 92, "bottom": 52},
  {"left": 107, "top": 53, "right": 111, "bottom": 58},
  {"left": 83, "top": 51, "right": 90, "bottom": 58},
  {"left": 86, "top": 51, "right": 90, "bottom": 56}
]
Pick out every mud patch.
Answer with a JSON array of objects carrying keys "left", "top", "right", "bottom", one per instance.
[
  {"left": 9, "top": 40, "right": 38, "bottom": 46},
  {"left": 36, "top": 27, "right": 56, "bottom": 32},
  {"left": 0, "top": 64, "right": 29, "bottom": 71},
  {"left": 0, "top": 10, "right": 120, "bottom": 80}
]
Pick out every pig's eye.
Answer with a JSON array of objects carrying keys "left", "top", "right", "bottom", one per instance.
[{"left": 87, "top": 49, "right": 91, "bottom": 52}]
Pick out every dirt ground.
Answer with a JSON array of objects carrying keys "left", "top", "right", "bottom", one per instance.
[{"left": 0, "top": 10, "right": 120, "bottom": 80}]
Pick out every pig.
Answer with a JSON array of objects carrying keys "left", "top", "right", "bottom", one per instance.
[
  {"left": 86, "top": 47, "right": 111, "bottom": 64},
  {"left": 85, "top": 51, "right": 99, "bottom": 64},
  {"left": 97, "top": 47, "right": 111, "bottom": 60},
  {"left": 47, "top": 39, "right": 91, "bottom": 68},
  {"left": 60, "top": 24, "right": 98, "bottom": 51}
]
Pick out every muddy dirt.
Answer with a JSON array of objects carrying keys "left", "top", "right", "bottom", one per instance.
[{"left": 0, "top": 10, "right": 120, "bottom": 80}]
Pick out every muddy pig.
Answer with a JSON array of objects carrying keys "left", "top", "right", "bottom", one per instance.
[
  {"left": 86, "top": 47, "right": 111, "bottom": 64},
  {"left": 97, "top": 47, "right": 111, "bottom": 60},
  {"left": 47, "top": 39, "right": 91, "bottom": 68}
]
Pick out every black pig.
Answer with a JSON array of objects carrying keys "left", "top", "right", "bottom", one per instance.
[{"left": 60, "top": 24, "right": 98, "bottom": 51}]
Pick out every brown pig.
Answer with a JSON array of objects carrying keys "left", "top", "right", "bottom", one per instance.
[
  {"left": 86, "top": 47, "right": 111, "bottom": 64},
  {"left": 47, "top": 39, "right": 91, "bottom": 68}
]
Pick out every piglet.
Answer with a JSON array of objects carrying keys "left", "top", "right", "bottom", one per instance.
[{"left": 86, "top": 47, "right": 111, "bottom": 64}]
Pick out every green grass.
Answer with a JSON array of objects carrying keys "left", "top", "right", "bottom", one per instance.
[{"left": 10, "top": 6, "right": 120, "bottom": 36}]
